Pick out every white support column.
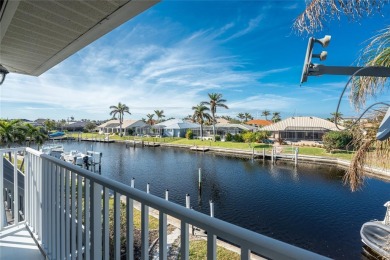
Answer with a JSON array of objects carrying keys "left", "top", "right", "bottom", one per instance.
[
  {"left": 60, "top": 168, "right": 65, "bottom": 260},
  {"left": 44, "top": 160, "right": 49, "bottom": 253}
]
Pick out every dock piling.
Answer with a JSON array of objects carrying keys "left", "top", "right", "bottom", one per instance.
[
  {"left": 198, "top": 168, "right": 202, "bottom": 189},
  {"left": 209, "top": 200, "right": 214, "bottom": 218}
]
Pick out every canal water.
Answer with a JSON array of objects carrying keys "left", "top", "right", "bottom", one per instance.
[{"left": 55, "top": 141, "right": 389, "bottom": 259}]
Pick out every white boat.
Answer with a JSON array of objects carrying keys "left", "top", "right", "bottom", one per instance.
[
  {"left": 361, "top": 201, "right": 390, "bottom": 258},
  {"left": 40, "top": 144, "right": 64, "bottom": 159},
  {"left": 61, "top": 150, "right": 92, "bottom": 166}
]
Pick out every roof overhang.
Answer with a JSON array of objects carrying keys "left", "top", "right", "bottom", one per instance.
[{"left": 0, "top": 0, "right": 159, "bottom": 76}]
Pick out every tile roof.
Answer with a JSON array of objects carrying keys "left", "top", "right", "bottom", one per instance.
[
  {"left": 246, "top": 119, "right": 272, "bottom": 126},
  {"left": 260, "top": 116, "right": 343, "bottom": 131}
]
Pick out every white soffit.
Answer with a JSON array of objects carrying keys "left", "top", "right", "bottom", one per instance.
[{"left": 0, "top": 0, "right": 159, "bottom": 76}]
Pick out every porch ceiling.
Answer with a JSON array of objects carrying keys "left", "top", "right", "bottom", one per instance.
[{"left": 0, "top": 0, "right": 158, "bottom": 76}]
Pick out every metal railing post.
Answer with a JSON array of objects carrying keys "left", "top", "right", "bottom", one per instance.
[
  {"left": 13, "top": 151, "right": 19, "bottom": 225},
  {"left": 0, "top": 152, "right": 4, "bottom": 230}
]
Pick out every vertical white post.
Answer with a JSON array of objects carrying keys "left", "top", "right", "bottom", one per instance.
[
  {"left": 65, "top": 170, "right": 70, "bottom": 258},
  {"left": 13, "top": 152, "right": 19, "bottom": 225},
  {"left": 24, "top": 152, "right": 29, "bottom": 227},
  {"left": 181, "top": 194, "right": 190, "bottom": 260},
  {"left": 198, "top": 168, "right": 202, "bottom": 189},
  {"left": 208, "top": 200, "right": 216, "bottom": 260},
  {"left": 91, "top": 181, "right": 102, "bottom": 260},
  {"left": 126, "top": 196, "right": 134, "bottom": 260},
  {"left": 60, "top": 168, "right": 65, "bottom": 260},
  {"left": 241, "top": 247, "right": 250, "bottom": 260},
  {"left": 71, "top": 172, "right": 76, "bottom": 259},
  {"left": 114, "top": 192, "right": 120, "bottom": 260},
  {"left": 159, "top": 190, "right": 168, "bottom": 260},
  {"left": 141, "top": 187, "right": 149, "bottom": 260},
  {"left": 44, "top": 160, "right": 49, "bottom": 253},
  {"left": 295, "top": 147, "right": 298, "bottom": 166},
  {"left": 56, "top": 166, "right": 61, "bottom": 260},
  {"left": 77, "top": 175, "right": 83, "bottom": 260},
  {"left": 85, "top": 179, "right": 90, "bottom": 260},
  {"left": 0, "top": 152, "right": 4, "bottom": 230},
  {"left": 103, "top": 187, "right": 109, "bottom": 260},
  {"left": 263, "top": 148, "right": 265, "bottom": 161}
]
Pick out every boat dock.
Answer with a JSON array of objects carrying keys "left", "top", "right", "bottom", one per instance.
[
  {"left": 79, "top": 138, "right": 115, "bottom": 143},
  {"left": 125, "top": 140, "right": 160, "bottom": 148},
  {"left": 190, "top": 146, "right": 209, "bottom": 152}
]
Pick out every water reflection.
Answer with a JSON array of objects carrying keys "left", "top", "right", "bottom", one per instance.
[{"left": 52, "top": 141, "right": 390, "bottom": 259}]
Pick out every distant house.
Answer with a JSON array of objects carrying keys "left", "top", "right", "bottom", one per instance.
[
  {"left": 216, "top": 118, "right": 231, "bottom": 124},
  {"left": 154, "top": 119, "right": 199, "bottom": 137},
  {"left": 62, "top": 121, "right": 88, "bottom": 132},
  {"left": 203, "top": 123, "right": 257, "bottom": 137},
  {"left": 34, "top": 118, "right": 47, "bottom": 126},
  {"left": 98, "top": 119, "right": 147, "bottom": 136},
  {"left": 260, "top": 116, "right": 342, "bottom": 141},
  {"left": 245, "top": 119, "right": 272, "bottom": 128}
]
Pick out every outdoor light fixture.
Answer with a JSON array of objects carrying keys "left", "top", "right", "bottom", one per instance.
[
  {"left": 300, "top": 35, "right": 390, "bottom": 84},
  {"left": 377, "top": 106, "right": 390, "bottom": 141},
  {"left": 300, "top": 35, "right": 331, "bottom": 84},
  {"left": 0, "top": 64, "right": 9, "bottom": 85},
  {"left": 301, "top": 36, "right": 390, "bottom": 141}
]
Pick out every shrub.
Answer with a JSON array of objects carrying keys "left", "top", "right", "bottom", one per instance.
[
  {"left": 242, "top": 132, "right": 256, "bottom": 143},
  {"left": 185, "top": 129, "right": 193, "bottom": 139},
  {"left": 215, "top": 135, "right": 221, "bottom": 141},
  {"left": 322, "top": 131, "right": 353, "bottom": 152},
  {"left": 255, "top": 131, "right": 270, "bottom": 142},
  {"left": 233, "top": 133, "right": 244, "bottom": 142},
  {"left": 225, "top": 133, "right": 232, "bottom": 141}
]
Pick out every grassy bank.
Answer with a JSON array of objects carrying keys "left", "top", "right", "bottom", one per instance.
[{"left": 67, "top": 132, "right": 354, "bottom": 160}]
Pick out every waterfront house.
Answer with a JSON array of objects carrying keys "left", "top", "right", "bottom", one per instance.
[
  {"left": 154, "top": 118, "right": 199, "bottom": 137},
  {"left": 62, "top": 121, "right": 88, "bottom": 132},
  {"left": 203, "top": 123, "right": 257, "bottom": 137},
  {"left": 245, "top": 119, "right": 272, "bottom": 128},
  {"left": 260, "top": 116, "right": 342, "bottom": 142},
  {"left": 98, "top": 119, "right": 148, "bottom": 136}
]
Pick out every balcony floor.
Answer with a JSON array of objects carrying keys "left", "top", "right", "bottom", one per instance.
[{"left": 0, "top": 224, "right": 44, "bottom": 260}]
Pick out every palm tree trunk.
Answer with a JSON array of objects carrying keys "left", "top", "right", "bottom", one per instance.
[
  {"left": 212, "top": 110, "right": 216, "bottom": 141},
  {"left": 200, "top": 124, "right": 203, "bottom": 138}
]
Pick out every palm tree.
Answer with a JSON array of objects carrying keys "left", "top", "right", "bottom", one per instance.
[
  {"left": 192, "top": 104, "right": 212, "bottom": 138},
  {"left": 154, "top": 110, "right": 165, "bottom": 123},
  {"left": 261, "top": 110, "right": 270, "bottom": 120},
  {"left": 329, "top": 112, "right": 343, "bottom": 124},
  {"left": 146, "top": 114, "right": 155, "bottom": 125},
  {"left": 272, "top": 112, "right": 281, "bottom": 123},
  {"left": 294, "top": 1, "right": 390, "bottom": 191},
  {"left": 109, "top": 102, "right": 131, "bottom": 136},
  {"left": 237, "top": 113, "right": 245, "bottom": 122},
  {"left": 0, "top": 120, "right": 26, "bottom": 159},
  {"left": 201, "top": 93, "right": 228, "bottom": 141},
  {"left": 244, "top": 113, "right": 252, "bottom": 122}
]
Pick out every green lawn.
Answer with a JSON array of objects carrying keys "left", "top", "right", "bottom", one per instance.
[
  {"left": 66, "top": 132, "right": 354, "bottom": 160},
  {"left": 189, "top": 240, "right": 240, "bottom": 260}
]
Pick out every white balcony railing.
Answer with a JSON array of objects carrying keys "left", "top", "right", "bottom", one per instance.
[{"left": 1, "top": 147, "right": 330, "bottom": 260}]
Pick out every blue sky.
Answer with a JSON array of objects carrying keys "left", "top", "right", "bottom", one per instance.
[{"left": 2, "top": 1, "right": 390, "bottom": 121}]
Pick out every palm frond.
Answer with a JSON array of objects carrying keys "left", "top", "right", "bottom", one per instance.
[
  {"left": 293, "top": 0, "right": 388, "bottom": 34},
  {"left": 350, "top": 26, "right": 390, "bottom": 108}
]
